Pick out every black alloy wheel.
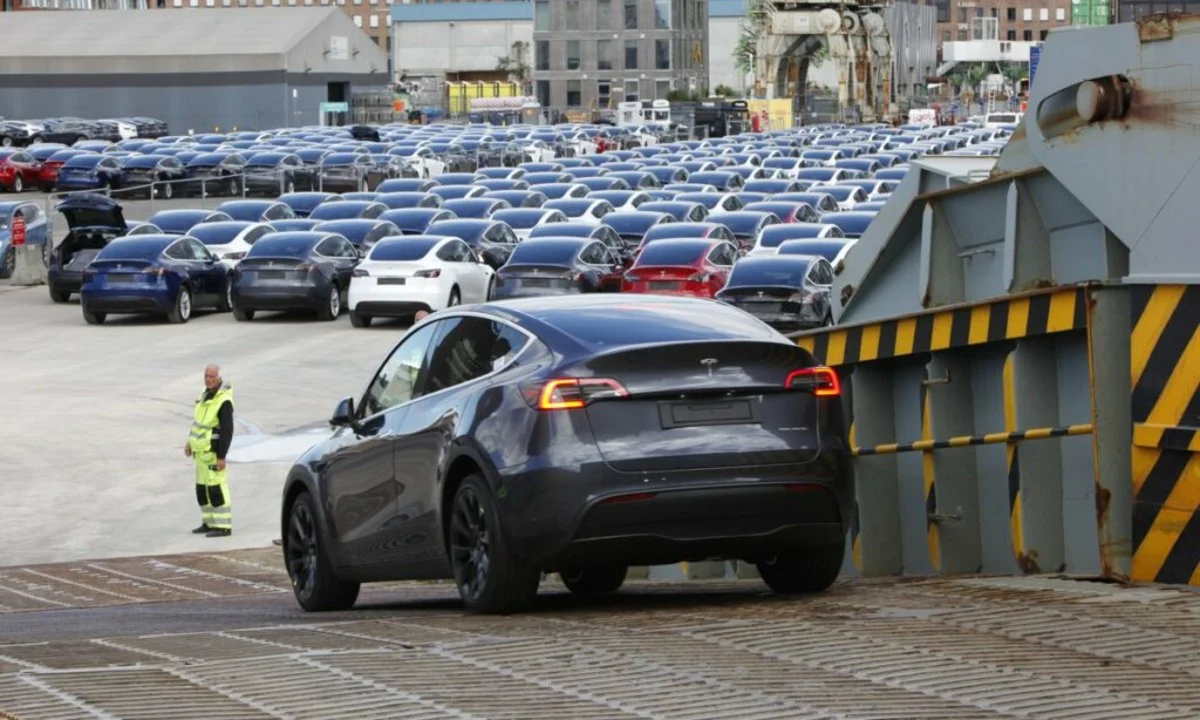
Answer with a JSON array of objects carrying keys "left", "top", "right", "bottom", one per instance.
[
  {"left": 284, "top": 492, "right": 360, "bottom": 611},
  {"left": 449, "top": 475, "right": 540, "bottom": 614},
  {"left": 756, "top": 541, "right": 845, "bottom": 594}
]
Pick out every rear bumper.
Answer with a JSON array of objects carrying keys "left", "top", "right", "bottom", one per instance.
[
  {"left": 233, "top": 284, "right": 324, "bottom": 312},
  {"left": 80, "top": 291, "right": 172, "bottom": 314},
  {"left": 499, "top": 454, "right": 852, "bottom": 569},
  {"left": 47, "top": 268, "right": 83, "bottom": 293},
  {"left": 351, "top": 300, "right": 431, "bottom": 316}
]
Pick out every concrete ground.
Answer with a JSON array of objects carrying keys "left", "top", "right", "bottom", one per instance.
[{"left": 1, "top": 203, "right": 409, "bottom": 564}]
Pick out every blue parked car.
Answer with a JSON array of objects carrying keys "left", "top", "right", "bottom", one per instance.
[
  {"left": 147, "top": 208, "right": 234, "bottom": 235},
  {"left": 55, "top": 154, "right": 125, "bottom": 192},
  {"left": 47, "top": 193, "right": 129, "bottom": 302},
  {"left": 0, "top": 200, "right": 52, "bottom": 279},
  {"left": 277, "top": 191, "right": 342, "bottom": 218},
  {"left": 79, "top": 234, "right": 232, "bottom": 325}
]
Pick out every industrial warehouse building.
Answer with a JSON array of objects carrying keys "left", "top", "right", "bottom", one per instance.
[{"left": 0, "top": 7, "right": 390, "bottom": 132}]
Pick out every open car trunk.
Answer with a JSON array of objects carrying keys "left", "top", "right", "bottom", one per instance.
[{"left": 55, "top": 193, "right": 129, "bottom": 268}]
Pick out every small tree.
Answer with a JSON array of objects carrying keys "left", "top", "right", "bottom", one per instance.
[
  {"left": 496, "top": 41, "right": 532, "bottom": 83},
  {"left": 713, "top": 84, "right": 737, "bottom": 98}
]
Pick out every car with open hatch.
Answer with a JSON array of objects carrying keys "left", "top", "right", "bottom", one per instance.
[{"left": 280, "top": 294, "right": 851, "bottom": 614}]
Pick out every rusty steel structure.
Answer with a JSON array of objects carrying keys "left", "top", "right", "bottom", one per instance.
[{"left": 797, "top": 14, "right": 1200, "bottom": 588}]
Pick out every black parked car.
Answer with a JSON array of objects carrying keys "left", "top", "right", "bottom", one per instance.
[
  {"left": 715, "top": 254, "right": 835, "bottom": 331},
  {"left": 243, "top": 152, "right": 317, "bottom": 195},
  {"left": 117, "top": 154, "right": 188, "bottom": 199},
  {"left": 318, "top": 152, "right": 374, "bottom": 193},
  {"left": 120, "top": 117, "right": 169, "bottom": 139},
  {"left": 40, "top": 118, "right": 102, "bottom": 145},
  {"left": 279, "top": 294, "right": 851, "bottom": 613},
  {"left": 47, "top": 193, "right": 128, "bottom": 303},
  {"left": 311, "top": 219, "right": 402, "bottom": 251},
  {"left": 184, "top": 152, "right": 248, "bottom": 197},
  {"left": 230, "top": 231, "right": 359, "bottom": 321},
  {"left": 0, "top": 121, "right": 34, "bottom": 148}
]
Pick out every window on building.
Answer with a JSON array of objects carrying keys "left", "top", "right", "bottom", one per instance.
[
  {"left": 1039, "top": 7, "right": 1048, "bottom": 20},
  {"left": 567, "top": 80, "right": 582, "bottom": 107},
  {"left": 567, "top": 40, "right": 581, "bottom": 70},
  {"left": 935, "top": 0, "right": 949, "bottom": 23},
  {"left": 535, "top": 0, "right": 549, "bottom": 31},
  {"left": 1023, "top": 29, "right": 1033, "bottom": 40},
  {"left": 655, "top": 79, "right": 671, "bottom": 99},
  {"left": 625, "top": 79, "right": 639, "bottom": 102},
  {"left": 1056, "top": 7, "right": 1065, "bottom": 20},
  {"left": 941, "top": 30, "right": 950, "bottom": 42},
  {"left": 597, "top": 39, "right": 613, "bottom": 70},
  {"left": 653, "top": 0, "right": 669, "bottom": 28},
  {"left": 369, "top": 13, "right": 378, "bottom": 27},
  {"left": 624, "top": 39, "right": 638, "bottom": 69},
  {"left": 1007, "top": 6, "right": 1016, "bottom": 20},
  {"left": 957, "top": 29, "right": 968, "bottom": 40},
  {"left": 536, "top": 80, "right": 551, "bottom": 107},
  {"left": 1007, "top": 29, "right": 1016, "bottom": 40},
  {"left": 990, "top": 7, "right": 997, "bottom": 16},
  {"left": 1040, "top": 29, "right": 1049, "bottom": 39},
  {"left": 624, "top": 0, "right": 637, "bottom": 29},
  {"left": 974, "top": 7, "right": 983, "bottom": 17},
  {"left": 566, "top": 0, "right": 580, "bottom": 30},
  {"left": 536, "top": 40, "right": 549, "bottom": 71},
  {"left": 598, "top": 79, "right": 612, "bottom": 108},
  {"left": 1023, "top": 7, "right": 1032, "bottom": 20},
  {"left": 353, "top": 14, "right": 361, "bottom": 25},
  {"left": 958, "top": 6, "right": 966, "bottom": 22},
  {"left": 597, "top": 0, "right": 611, "bottom": 29},
  {"left": 655, "top": 39, "right": 670, "bottom": 69}
]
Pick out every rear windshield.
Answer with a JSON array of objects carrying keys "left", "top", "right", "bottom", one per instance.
[
  {"left": 248, "top": 236, "right": 316, "bottom": 257},
  {"left": 822, "top": 186, "right": 856, "bottom": 200},
  {"left": 509, "top": 242, "right": 579, "bottom": 265},
  {"left": 64, "top": 156, "right": 103, "bottom": 168},
  {"left": 96, "top": 239, "right": 165, "bottom": 261},
  {"left": 728, "top": 260, "right": 809, "bottom": 287},
  {"left": 370, "top": 239, "right": 437, "bottom": 261},
  {"left": 637, "top": 243, "right": 705, "bottom": 266}
]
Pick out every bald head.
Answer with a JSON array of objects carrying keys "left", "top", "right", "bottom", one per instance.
[{"left": 204, "top": 365, "right": 222, "bottom": 392}]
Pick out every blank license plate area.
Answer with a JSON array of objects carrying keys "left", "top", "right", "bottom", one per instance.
[
  {"left": 256, "top": 270, "right": 287, "bottom": 280},
  {"left": 659, "top": 397, "right": 761, "bottom": 429},
  {"left": 648, "top": 280, "right": 678, "bottom": 290},
  {"left": 377, "top": 277, "right": 406, "bottom": 285},
  {"left": 106, "top": 273, "right": 139, "bottom": 283},
  {"left": 521, "top": 278, "right": 552, "bottom": 287}
]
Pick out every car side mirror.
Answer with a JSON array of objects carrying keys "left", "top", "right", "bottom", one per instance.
[{"left": 330, "top": 396, "right": 355, "bottom": 428}]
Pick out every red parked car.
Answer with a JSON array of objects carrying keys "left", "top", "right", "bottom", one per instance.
[
  {"left": 0, "top": 149, "right": 43, "bottom": 193},
  {"left": 621, "top": 238, "right": 738, "bottom": 298}
]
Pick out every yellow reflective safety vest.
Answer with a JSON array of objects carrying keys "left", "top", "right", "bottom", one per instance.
[{"left": 188, "top": 385, "right": 234, "bottom": 456}]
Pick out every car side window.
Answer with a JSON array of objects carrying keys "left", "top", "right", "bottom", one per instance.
[
  {"left": 186, "top": 239, "right": 212, "bottom": 260},
  {"left": 338, "top": 239, "right": 358, "bottom": 258},
  {"left": 314, "top": 238, "right": 338, "bottom": 257},
  {"left": 245, "top": 226, "right": 269, "bottom": 244},
  {"left": 423, "top": 317, "right": 527, "bottom": 394},
  {"left": 360, "top": 321, "right": 440, "bottom": 417},
  {"left": 580, "top": 242, "right": 604, "bottom": 265},
  {"left": 436, "top": 243, "right": 456, "bottom": 261},
  {"left": 20, "top": 205, "right": 40, "bottom": 223},
  {"left": 164, "top": 241, "right": 189, "bottom": 260}
]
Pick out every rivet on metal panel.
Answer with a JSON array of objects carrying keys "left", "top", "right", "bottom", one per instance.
[{"left": 922, "top": 369, "right": 952, "bottom": 386}]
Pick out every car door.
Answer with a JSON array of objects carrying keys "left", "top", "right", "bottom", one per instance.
[
  {"left": 388, "top": 316, "right": 516, "bottom": 566},
  {"left": 449, "top": 239, "right": 488, "bottom": 301},
  {"left": 185, "top": 238, "right": 224, "bottom": 303},
  {"left": 708, "top": 242, "right": 736, "bottom": 293},
  {"left": 327, "top": 237, "right": 359, "bottom": 294},
  {"left": 323, "top": 320, "right": 440, "bottom": 568}
]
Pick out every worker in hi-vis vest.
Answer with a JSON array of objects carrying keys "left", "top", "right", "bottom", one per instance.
[{"left": 185, "top": 364, "right": 234, "bottom": 537}]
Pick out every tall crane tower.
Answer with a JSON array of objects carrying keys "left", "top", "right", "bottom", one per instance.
[{"left": 746, "top": 0, "right": 895, "bottom": 122}]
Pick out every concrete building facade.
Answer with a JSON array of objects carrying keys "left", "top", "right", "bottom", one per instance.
[
  {"left": 0, "top": 8, "right": 390, "bottom": 131},
  {"left": 531, "top": 0, "right": 708, "bottom": 110},
  {"left": 933, "top": 0, "right": 1071, "bottom": 50}
]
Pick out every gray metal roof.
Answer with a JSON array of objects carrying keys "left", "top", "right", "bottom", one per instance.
[{"left": 0, "top": 7, "right": 341, "bottom": 57}]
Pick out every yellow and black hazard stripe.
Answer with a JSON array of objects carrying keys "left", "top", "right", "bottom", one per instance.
[
  {"left": 797, "top": 286, "right": 1087, "bottom": 367},
  {"left": 1130, "top": 284, "right": 1200, "bottom": 586},
  {"left": 851, "top": 424, "right": 1092, "bottom": 456}
]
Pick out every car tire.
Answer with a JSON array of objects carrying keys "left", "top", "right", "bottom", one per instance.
[
  {"left": 217, "top": 279, "right": 233, "bottom": 312},
  {"left": 485, "top": 278, "right": 494, "bottom": 302},
  {"left": 0, "top": 248, "right": 13, "bottom": 279},
  {"left": 447, "top": 287, "right": 461, "bottom": 308},
  {"left": 30, "top": 135, "right": 43, "bottom": 144},
  {"left": 0, "top": 136, "right": 12, "bottom": 148},
  {"left": 167, "top": 285, "right": 192, "bottom": 324},
  {"left": 349, "top": 311, "right": 371, "bottom": 328},
  {"left": 559, "top": 565, "right": 628, "bottom": 596},
  {"left": 50, "top": 288, "right": 71, "bottom": 303},
  {"left": 160, "top": 178, "right": 174, "bottom": 199},
  {"left": 233, "top": 306, "right": 254, "bottom": 321},
  {"left": 284, "top": 491, "right": 360, "bottom": 612},
  {"left": 449, "top": 475, "right": 541, "bottom": 614},
  {"left": 317, "top": 284, "right": 341, "bottom": 321},
  {"left": 756, "top": 541, "right": 845, "bottom": 595},
  {"left": 82, "top": 307, "right": 106, "bottom": 325},
  {"left": 227, "top": 177, "right": 239, "bottom": 197}
]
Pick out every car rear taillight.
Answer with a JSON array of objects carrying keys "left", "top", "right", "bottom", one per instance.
[
  {"left": 414, "top": 268, "right": 441, "bottom": 278},
  {"left": 523, "top": 377, "right": 629, "bottom": 410},
  {"left": 688, "top": 272, "right": 710, "bottom": 282},
  {"left": 223, "top": 252, "right": 246, "bottom": 261},
  {"left": 786, "top": 367, "right": 840, "bottom": 397},
  {"left": 142, "top": 267, "right": 168, "bottom": 277},
  {"left": 295, "top": 263, "right": 316, "bottom": 273},
  {"left": 352, "top": 268, "right": 370, "bottom": 277}
]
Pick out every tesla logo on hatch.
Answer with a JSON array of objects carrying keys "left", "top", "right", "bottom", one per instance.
[{"left": 700, "top": 358, "right": 718, "bottom": 377}]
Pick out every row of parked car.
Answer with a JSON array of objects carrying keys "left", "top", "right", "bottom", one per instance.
[
  {"left": 0, "top": 116, "right": 169, "bottom": 147},
  {"left": 8, "top": 117, "right": 1014, "bottom": 327}
]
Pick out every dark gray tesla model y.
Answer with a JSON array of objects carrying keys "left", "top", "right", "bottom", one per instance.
[{"left": 281, "top": 294, "right": 852, "bottom": 614}]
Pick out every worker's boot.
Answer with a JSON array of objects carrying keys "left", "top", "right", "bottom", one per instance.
[
  {"left": 192, "top": 524, "right": 210, "bottom": 534},
  {"left": 206, "top": 529, "right": 232, "bottom": 538}
]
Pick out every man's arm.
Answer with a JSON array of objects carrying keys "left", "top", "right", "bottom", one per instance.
[{"left": 213, "top": 400, "right": 234, "bottom": 460}]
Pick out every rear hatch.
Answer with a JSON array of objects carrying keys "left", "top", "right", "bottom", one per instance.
[
  {"left": 625, "top": 265, "right": 701, "bottom": 294},
  {"left": 718, "top": 285, "right": 802, "bottom": 315},
  {"left": 85, "top": 259, "right": 159, "bottom": 287},
  {"left": 56, "top": 194, "right": 126, "bottom": 233},
  {"left": 359, "top": 260, "right": 440, "bottom": 290},
  {"left": 571, "top": 341, "right": 824, "bottom": 472}
]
